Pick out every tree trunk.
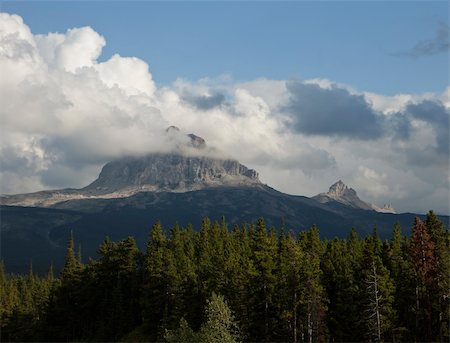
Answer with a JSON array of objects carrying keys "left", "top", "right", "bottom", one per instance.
[
  {"left": 415, "top": 282, "right": 419, "bottom": 342},
  {"left": 372, "top": 262, "right": 381, "bottom": 341},
  {"left": 308, "top": 303, "right": 312, "bottom": 343},
  {"left": 294, "top": 291, "right": 297, "bottom": 343},
  {"left": 264, "top": 282, "right": 268, "bottom": 341}
]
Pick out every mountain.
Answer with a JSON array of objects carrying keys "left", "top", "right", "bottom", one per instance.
[
  {"left": 1, "top": 128, "right": 447, "bottom": 274},
  {"left": 84, "top": 153, "right": 260, "bottom": 194},
  {"left": 313, "top": 180, "right": 396, "bottom": 213},
  {"left": 1, "top": 128, "right": 260, "bottom": 207}
]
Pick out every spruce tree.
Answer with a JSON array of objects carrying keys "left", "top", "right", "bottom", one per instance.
[
  {"left": 248, "top": 218, "right": 277, "bottom": 342},
  {"left": 60, "top": 232, "right": 84, "bottom": 285},
  {"left": 321, "top": 238, "right": 362, "bottom": 341},
  {"left": 361, "top": 235, "right": 395, "bottom": 341},
  {"left": 142, "top": 221, "right": 168, "bottom": 340},
  {"left": 298, "top": 226, "right": 328, "bottom": 343},
  {"left": 198, "top": 293, "right": 241, "bottom": 343},
  {"left": 228, "top": 224, "right": 254, "bottom": 339},
  {"left": 276, "top": 230, "right": 304, "bottom": 342},
  {"left": 425, "top": 210, "right": 450, "bottom": 341},
  {"left": 410, "top": 217, "right": 438, "bottom": 341},
  {"left": 165, "top": 293, "right": 240, "bottom": 343},
  {"left": 386, "top": 222, "right": 414, "bottom": 340}
]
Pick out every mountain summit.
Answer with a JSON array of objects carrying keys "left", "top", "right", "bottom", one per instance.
[
  {"left": 313, "top": 180, "right": 396, "bottom": 213},
  {"left": 83, "top": 153, "right": 260, "bottom": 195},
  {"left": 0, "top": 127, "right": 261, "bottom": 207},
  {"left": 327, "top": 180, "right": 356, "bottom": 199},
  {"left": 83, "top": 127, "right": 260, "bottom": 195}
]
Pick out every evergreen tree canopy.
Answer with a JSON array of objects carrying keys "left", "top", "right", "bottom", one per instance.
[{"left": 1, "top": 215, "right": 448, "bottom": 342}]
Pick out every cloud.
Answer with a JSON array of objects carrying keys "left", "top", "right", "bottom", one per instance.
[
  {"left": 394, "top": 23, "right": 450, "bottom": 58},
  {"left": 0, "top": 13, "right": 170, "bottom": 191},
  {"left": 236, "top": 78, "right": 288, "bottom": 110},
  {"left": 181, "top": 91, "right": 225, "bottom": 111},
  {"left": 95, "top": 54, "right": 156, "bottom": 97},
  {"left": 182, "top": 92, "right": 226, "bottom": 110},
  {"left": 384, "top": 111, "right": 412, "bottom": 141},
  {"left": 283, "top": 81, "right": 383, "bottom": 139},
  {"left": 36, "top": 26, "right": 105, "bottom": 72},
  {"left": 172, "top": 78, "right": 227, "bottom": 111},
  {"left": 405, "top": 100, "right": 449, "bottom": 155},
  {"left": 0, "top": 12, "right": 448, "bottom": 215}
]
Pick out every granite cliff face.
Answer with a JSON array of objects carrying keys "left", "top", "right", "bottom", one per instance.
[
  {"left": 85, "top": 128, "right": 260, "bottom": 194},
  {"left": 83, "top": 154, "right": 260, "bottom": 194},
  {"left": 313, "top": 180, "right": 396, "bottom": 213}
]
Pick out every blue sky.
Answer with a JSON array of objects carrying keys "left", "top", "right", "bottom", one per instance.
[{"left": 1, "top": 1, "right": 448, "bottom": 95}]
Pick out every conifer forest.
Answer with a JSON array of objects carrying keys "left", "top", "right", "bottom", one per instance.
[{"left": 1, "top": 211, "right": 449, "bottom": 342}]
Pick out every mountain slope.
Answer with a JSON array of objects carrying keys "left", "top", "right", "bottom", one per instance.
[{"left": 4, "top": 185, "right": 441, "bottom": 274}]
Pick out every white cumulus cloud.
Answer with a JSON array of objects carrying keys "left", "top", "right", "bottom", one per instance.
[{"left": 0, "top": 12, "right": 448, "bottom": 215}]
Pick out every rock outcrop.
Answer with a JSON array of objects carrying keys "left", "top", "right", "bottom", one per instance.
[
  {"left": 372, "top": 203, "right": 396, "bottom": 214},
  {"left": 313, "top": 180, "right": 396, "bottom": 213},
  {"left": 0, "top": 128, "right": 261, "bottom": 207},
  {"left": 83, "top": 154, "right": 260, "bottom": 194}
]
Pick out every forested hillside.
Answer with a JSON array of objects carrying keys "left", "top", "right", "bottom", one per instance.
[{"left": 1, "top": 211, "right": 448, "bottom": 342}]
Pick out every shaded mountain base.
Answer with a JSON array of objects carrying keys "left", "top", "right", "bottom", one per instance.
[{"left": 1, "top": 187, "right": 448, "bottom": 274}]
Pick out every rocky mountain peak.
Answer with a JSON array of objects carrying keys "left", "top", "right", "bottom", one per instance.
[
  {"left": 79, "top": 127, "right": 261, "bottom": 195},
  {"left": 0, "top": 127, "right": 261, "bottom": 207},
  {"left": 165, "top": 126, "right": 207, "bottom": 151},
  {"left": 374, "top": 203, "right": 396, "bottom": 214},
  {"left": 313, "top": 180, "right": 395, "bottom": 213},
  {"left": 327, "top": 180, "right": 357, "bottom": 198},
  {"left": 187, "top": 133, "right": 206, "bottom": 149},
  {"left": 83, "top": 153, "right": 261, "bottom": 195}
]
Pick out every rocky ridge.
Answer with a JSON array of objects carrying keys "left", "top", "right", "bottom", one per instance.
[
  {"left": 83, "top": 153, "right": 260, "bottom": 195},
  {"left": 313, "top": 180, "right": 396, "bottom": 213},
  {"left": 0, "top": 128, "right": 261, "bottom": 207}
]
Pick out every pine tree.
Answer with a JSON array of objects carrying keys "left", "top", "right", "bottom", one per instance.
[
  {"left": 277, "top": 230, "right": 304, "bottom": 342},
  {"left": 410, "top": 217, "right": 438, "bottom": 341},
  {"left": 298, "top": 226, "right": 328, "bottom": 343},
  {"left": 165, "top": 318, "right": 197, "bottom": 343},
  {"left": 5, "top": 216, "right": 448, "bottom": 342},
  {"left": 227, "top": 224, "right": 254, "bottom": 339},
  {"left": 361, "top": 235, "right": 395, "bottom": 341},
  {"left": 0, "top": 261, "right": 12, "bottom": 341},
  {"left": 165, "top": 293, "right": 241, "bottom": 343},
  {"left": 168, "top": 223, "right": 198, "bottom": 329},
  {"left": 198, "top": 217, "right": 215, "bottom": 301},
  {"left": 94, "top": 236, "right": 141, "bottom": 340},
  {"left": 388, "top": 223, "right": 403, "bottom": 280},
  {"left": 43, "top": 233, "right": 85, "bottom": 341},
  {"left": 61, "top": 232, "right": 83, "bottom": 283},
  {"left": 425, "top": 210, "right": 450, "bottom": 341},
  {"left": 142, "top": 221, "right": 168, "bottom": 340},
  {"left": 198, "top": 293, "right": 241, "bottom": 343},
  {"left": 321, "top": 238, "right": 363, "bottom": 341},
  {"left": 248, "top": 218, "right": 277, "bottom": 342},
  {"left": 385, "top": 222, "right": 414, "bottom": 340}
]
